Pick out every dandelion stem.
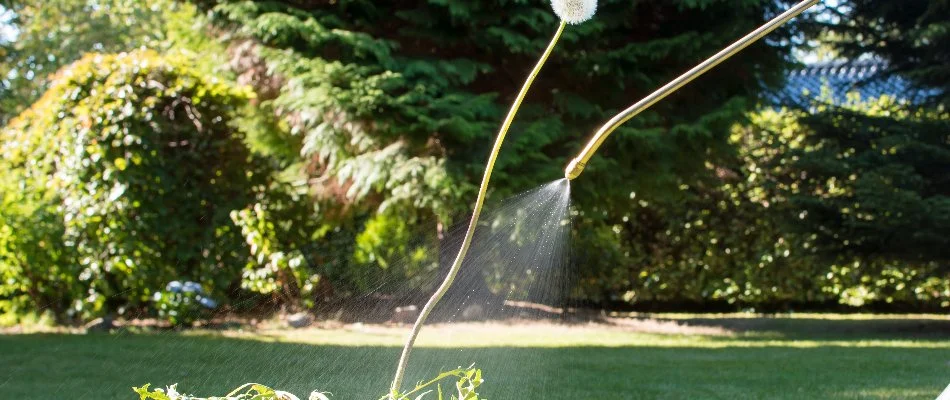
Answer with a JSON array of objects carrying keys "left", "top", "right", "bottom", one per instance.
[{"left": 388, "top": 20, "right": 567, "bottom": 397}]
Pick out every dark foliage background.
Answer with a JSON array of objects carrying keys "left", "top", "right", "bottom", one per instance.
[{"left": 0, "top": 0, "right": 947, "bottom": 323}]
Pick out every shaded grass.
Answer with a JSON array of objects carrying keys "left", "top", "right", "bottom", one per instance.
[{"left": 1, "top": 316, "right": 949, "bottom": 399}]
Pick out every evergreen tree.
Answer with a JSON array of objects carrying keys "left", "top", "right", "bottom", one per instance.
[
  {"left": 736, "top": 0, "right": 950, "bottom": 307},
  {"left": 737, "top": 98, "right": 950, "bottom": 308},
  {"left": 807, "top": 0, "right": 949, "bottom": 105}
]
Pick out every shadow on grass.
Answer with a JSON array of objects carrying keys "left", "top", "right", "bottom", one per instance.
[
  {"left": 651, "top": 316, "right": 950, "bottom": 341},
  {"left": 1, "top": 330, "right": 948, "bottom": 400}
]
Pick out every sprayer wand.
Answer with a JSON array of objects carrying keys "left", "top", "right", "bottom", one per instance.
[{"left": 565, "top": 0, "right": 820, "bottom": 180}]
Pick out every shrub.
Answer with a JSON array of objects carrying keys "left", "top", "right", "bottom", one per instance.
[
  {"left": 0, "top": 169, "right": 81, "bottom": 318},
  {"left": 0, "top": 50, "right": 269, "bottom": 319}
]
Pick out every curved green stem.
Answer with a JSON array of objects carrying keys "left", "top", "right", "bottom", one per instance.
[{"left": 389, "top": 21, "right": 567, "bottom": 397}]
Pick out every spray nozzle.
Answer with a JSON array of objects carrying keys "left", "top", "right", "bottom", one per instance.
[{"left": 564, "top": 158, "right": 584, "bottom": 180}]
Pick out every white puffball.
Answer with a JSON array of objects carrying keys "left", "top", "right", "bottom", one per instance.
[{"left": 551, "top": 0, "right": 597, "bottom": 25}]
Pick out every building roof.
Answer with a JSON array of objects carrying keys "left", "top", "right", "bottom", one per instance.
[{"left": 770, "top": 61, "right": 940, "bottom": 107}]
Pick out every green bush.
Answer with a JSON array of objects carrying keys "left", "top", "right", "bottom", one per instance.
[
  {"left": 231, "top": 200, "right": 323, "bottom": 308},
  {"left": 0, "top": 169, "right": 80, "bottom": 318},
  {"left": 734, "top": 97, "right": 950, "bottom": 308},
  {"left": 0, "top": 50, "right": 269, "bottom": 319},
  {"left": 569, "top": 174, "right": 829, "bottom": 308}
]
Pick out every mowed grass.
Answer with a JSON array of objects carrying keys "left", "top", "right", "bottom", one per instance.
[{"left": 2, "top": 315, "right": 950, "bottom": 399}]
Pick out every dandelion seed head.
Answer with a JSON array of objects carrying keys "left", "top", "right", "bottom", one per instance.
[{"left": 551, "top": 0, "right": 597, "bottom": 24}]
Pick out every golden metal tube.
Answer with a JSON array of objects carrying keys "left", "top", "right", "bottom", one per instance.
[
  {"left": 389, "top": 21, "right": 568, "bottom": 397},
  {"left": 565, "top": 0, "right": 820, "bottom": 180}
]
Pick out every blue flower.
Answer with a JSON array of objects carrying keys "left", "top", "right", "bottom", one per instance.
[
  {"left": 165, "top": 281, "right": 183, "bottom": 293},
  {"left": 182, "top": 281, "right": 203, "bottom": 294},
  {"left": 197, "top": 296, "right": 218, "bottom": 309}
]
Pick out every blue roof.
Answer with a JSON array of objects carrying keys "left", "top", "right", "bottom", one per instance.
[{"left": 770, "top": 62, "right": 940, "bottom": 107}]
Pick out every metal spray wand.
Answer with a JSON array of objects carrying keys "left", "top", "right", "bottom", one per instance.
[{"left": 565, "top": 0, "right": 820, "bottom": 180}]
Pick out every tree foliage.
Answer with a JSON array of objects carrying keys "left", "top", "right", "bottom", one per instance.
[
  {"left": 745, "top": 100, "right": 950, "bottom": 264},
  {"left": 0, "top": 0, "right": 219, "bottom": 123},
  {"left": 210, "top": 0, "right": 794, "bottom": 200},
  {"left": 735, "top": 0, "right": 950, "bottom": 308},
  {"left": 806, "top": 0, "right": 949, "bottom": 105}
]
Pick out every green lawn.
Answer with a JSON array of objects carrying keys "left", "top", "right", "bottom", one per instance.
[{"left": 2, "top": 315, "right": 949, "bottom": 399}]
